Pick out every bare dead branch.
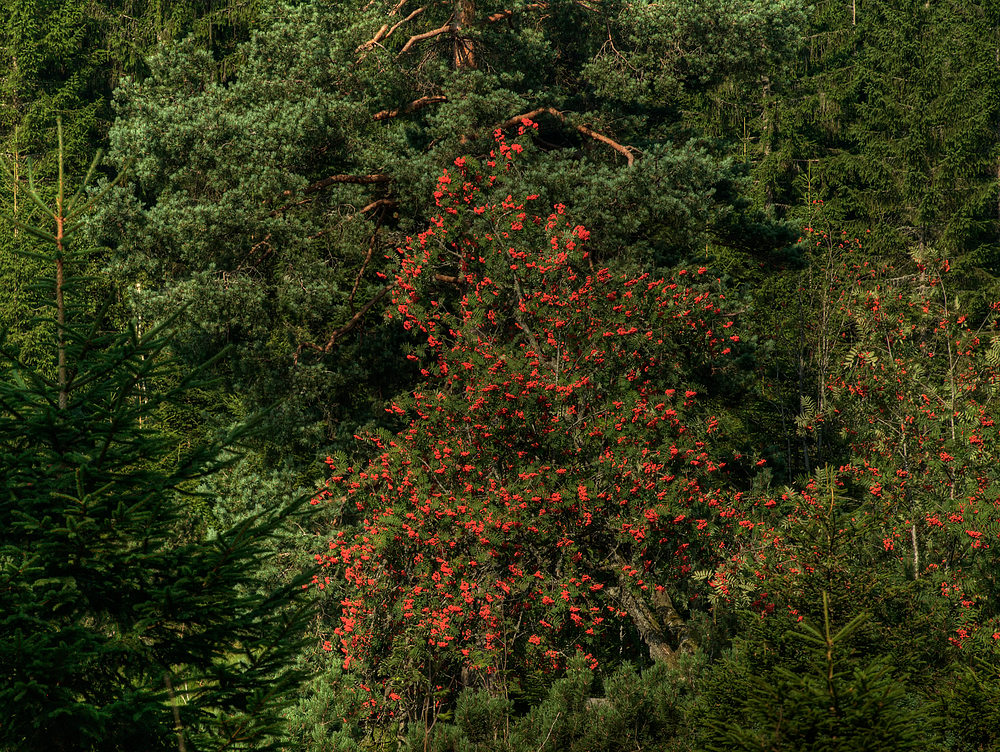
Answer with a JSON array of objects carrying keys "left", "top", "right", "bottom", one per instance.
[
  {"left": 357, "top": 6, "right": 427, "bottom": 54},
  {"left": 499, "top": 107, "right": 545, "bottom": 129},
  {"left": 397, "top": 22, "right": 453, "bottom": 56},
  {"left": 357, "top": 23, "right": 389, "bottom": 52},
  {"left": 485, "top": 8, "right": 513, "bottom": 21},
  {"left": 568, "top": 119, "right": 636, "bottom": 166},
  {"left": 307, "top": 199, "right": 394, "bottom": 239},
  {"left": 373, "top": 95, "right": 447, "bottom": 121},
  {"left": 270, "top": 176, "right": 393, "bottom": 217},
  {"left": 269, "top": 197, "right": 312, "bottom": 217},
  {"left": 347, "top": 200, "right": 397, "bottom": 308},
  {"left": 386, "top": 6, "right": 427, "bottom": 41},
  {"left": 501, "top": 106, "right": 635, "bottom": 166},
  {"left": 358, "top": 198, "right": 397, "bottom": 214},
  {"left": 486, "top": 0, "right": 594, "bottom": 20},
  {"left": 350, "top": 229, "right": 380, "bottom": 308}
]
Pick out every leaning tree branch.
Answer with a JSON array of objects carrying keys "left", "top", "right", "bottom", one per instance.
[
  {"left": 486, "top": 0, "right": 596, "bottom": 20},
  {"left": 386, "top": 6, "right": 428, "bottom": 40},
  {"left": 357, "top": 197, "right": 397, "bottom": 214},
  {"left": 269, "top": 174, "right": 393, "bottom": 217},
  {"left": 502, "top": 106, "right": 635, "bottom": 166},
  {"left": 347, "top": 198, "right": 399, "bottom": 308},
  {"left": 358, "top": 22, "right": 390, "bottom": 52},
  {"left": 350, "top": 228, "right": 381, "bottom": 308},
  {"left": 294, "top": 284, "right": 393, "bottom": 363},
  {"left": 269, "top": 197, "right": 311, "bottom": 217},
  {"left": 373, "top": 95, "right": 447, "bottom": 121},
  {"left": 307, "top": 199, "right": 395, "bottom": 240}
]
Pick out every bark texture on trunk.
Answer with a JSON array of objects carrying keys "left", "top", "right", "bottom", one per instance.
[{"left": 610, "top": 557, "right": 696, "bottom": 666}]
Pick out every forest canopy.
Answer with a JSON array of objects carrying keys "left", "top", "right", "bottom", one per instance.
[{"left": 3, "top": 0, "right": 1000, "bottom": 749}]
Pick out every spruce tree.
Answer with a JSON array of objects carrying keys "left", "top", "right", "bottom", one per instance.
[
  {"left": 0, "top": 124, "right": 313, "bottom": 750},
  {"left": 0, "top": 0, "right": 106, "bottom": 365},
  {"left": 702, "top": 593, "right": 930, "bottom": 752}
]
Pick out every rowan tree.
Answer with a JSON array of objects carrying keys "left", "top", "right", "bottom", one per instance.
[
  {"left": 310, "top": 127, "right": 765, "bottom": 728},
  {"left": 821, "top": 237, "right": 1000, "bottom": 647}
]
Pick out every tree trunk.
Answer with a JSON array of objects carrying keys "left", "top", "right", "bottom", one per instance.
[
  {"left": 610, "top": 558, "right": 695, "bottom": 666},
  {"left": 453, "top": 0, "right": 476, "bottom": 69}
]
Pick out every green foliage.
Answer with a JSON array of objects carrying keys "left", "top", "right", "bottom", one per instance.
[
  {"left": 90, "top": 0, "right": 807, "bottom": 464},
  {"left": 8, "top": 2, "right": 1000, "bottom": 749},
  {"left": 700, "top": 595, "right": 932, "bottom": 751},
  {"left": 414, "top": 655, "right": 694, "bottom": 752},
  {"left": 0, "top": 0, "right": 265, "bottom": 368},
  {"left": 0, "top": 0, "right": 105, "bottom": 364},
  {"left": 91, "top": 18, "right": 415, "bottom": 458},
  {"left": 282, "top": 660, "right": 373, "bottom": 752},
  {"left": 0, "top": 127, "right": 313, "bottom": 751},
  {"left": 937, "top": 656, "right": 1000, "bottom": 752},
  {"left": 751, "top": 0, "right": 1000, "bottom": 263}
]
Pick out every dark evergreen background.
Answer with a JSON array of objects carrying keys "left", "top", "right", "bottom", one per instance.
[{"left": 3, "top": 0, "right": 1000, "bottom": 749}]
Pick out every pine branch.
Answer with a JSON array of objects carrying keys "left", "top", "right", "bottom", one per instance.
[
  {"left": 294, "top": 285, "right": 393, "bottom": 362},
  {"left": 270, "top": 173, "right": 393, "bottom": 215},
  {"left": 485, "top": 3, "right": 547, "bottom": 22},
  {"left": 356, "top": 6, "right": 428, "bottom": 54},
  {"left": 397, "top": 21, "right": 453, "bottom": 56},
  {"left": 303, "top": 173, "right": 393, "bottom": 193},
  {"left": 373, "top": 95, "right": 447, "bottom": 121},
  {"left": 349, "top": 229, "right": 380, "bottom": 308}
]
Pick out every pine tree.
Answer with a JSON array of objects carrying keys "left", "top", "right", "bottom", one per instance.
[
  {"left": 90, "top": 0, "right": 807, "bottom": 462},
  {"left": 752, "top": 0, "right": 1000, "bottom": 264},
  {"left": 411, "top": 655, "right": 693, "bottom": 752},
  {"left": 0, "top": 123, "right": 313, "bottom": 750}
]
